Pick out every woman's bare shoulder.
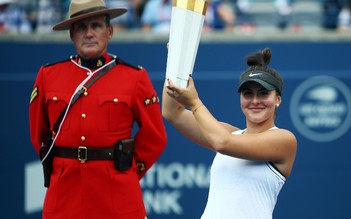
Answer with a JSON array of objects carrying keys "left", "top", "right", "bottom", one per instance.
[{"left": 268, "top": 128, "right": 297, "bottom": 146}]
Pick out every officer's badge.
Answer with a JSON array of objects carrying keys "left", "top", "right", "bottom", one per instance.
[
  {"left": 30, "top": 87, "right": 38, "bottom": 104},
  {"left": 97, "top": 59, "right": 103, "bottom": 67},
  {"left": 144, "top": 98, "right": 151, "bottom": 106},
  {"left": 144, "top": 95, "right": 159, "bottom": 106},
  {"left": 152, "top": 95, "right": 159, "bottom": 104}
]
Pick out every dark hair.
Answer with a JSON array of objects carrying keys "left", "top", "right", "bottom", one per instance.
[
  {"left": 242, "top": 48, "right": 284, "bottom": 96},
  {"left": 103, "top": 14, "right": 111, "bottom": 26}
]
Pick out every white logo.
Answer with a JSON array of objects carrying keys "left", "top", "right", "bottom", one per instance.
[
  {"left": 24, "top": 161, "right": 45, "bottom": 214},
  {"left": 141, "top": 162, "right": 210, "bottom": 215},
  {"left": 249, "top": 73, "right": 262, "bottom": 77},
  {"left": 290, "top": 76, "right": 351, "bottom": 142}
]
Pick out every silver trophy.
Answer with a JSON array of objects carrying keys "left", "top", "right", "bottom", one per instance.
[{"left": 166, "top": 0, "right": 208, "bottom": 88}]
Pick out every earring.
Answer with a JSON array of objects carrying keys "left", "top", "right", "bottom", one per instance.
[{"left": 276, "top": 104, "right": 279, "bottom": 107}]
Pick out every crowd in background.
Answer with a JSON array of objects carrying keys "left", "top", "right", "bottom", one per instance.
[{"left": 0, "top": 0, "right": 350, "bottom": 34}]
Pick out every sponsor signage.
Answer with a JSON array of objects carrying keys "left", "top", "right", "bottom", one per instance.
[{"left": 290, "top": 76, "right": 351, "bottom": 142}]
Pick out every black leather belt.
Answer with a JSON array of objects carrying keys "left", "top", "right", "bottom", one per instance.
[{"left": 54, "top": 146, "right": 114, "bottom": 163}]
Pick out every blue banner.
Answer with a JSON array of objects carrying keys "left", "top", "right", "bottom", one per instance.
[{"left": 0, "top": 40, "right": 350, "bottom": 219}]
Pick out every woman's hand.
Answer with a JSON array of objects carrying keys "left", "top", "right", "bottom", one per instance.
[{"left": 166, "top": 76, "right": 203, "bottom": 111}]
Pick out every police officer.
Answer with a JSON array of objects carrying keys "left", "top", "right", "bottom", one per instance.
[{"left": 29, "top": 0, "right": 167, "bottom": 218}]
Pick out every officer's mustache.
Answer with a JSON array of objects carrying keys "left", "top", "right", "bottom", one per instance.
[{"left": 82, "top": 40, "right": 97, "bottom": 45}]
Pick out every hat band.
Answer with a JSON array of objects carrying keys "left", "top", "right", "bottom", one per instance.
[{"left": 71, "top": 6, "right": 108, "bottom": 18}]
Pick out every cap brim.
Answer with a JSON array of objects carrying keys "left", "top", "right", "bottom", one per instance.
[
  {"left": 52, "top": 8, "right": 127, "bottom": 31},
  {"left": 238, "top": 79, "right": 275, "bottom": 92}
]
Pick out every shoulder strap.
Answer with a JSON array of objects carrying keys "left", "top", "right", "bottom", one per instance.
[{"left": 52, "top": 61, "right": 117, "bottom": 136}]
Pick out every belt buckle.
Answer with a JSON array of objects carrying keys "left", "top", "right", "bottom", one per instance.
[{"left": 78, "top": 146, "right": 87, "bottom": 163}]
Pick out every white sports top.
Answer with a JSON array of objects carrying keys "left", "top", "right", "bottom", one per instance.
[{"left": 201, "top": 128, "right": 286, "bottom": 219}]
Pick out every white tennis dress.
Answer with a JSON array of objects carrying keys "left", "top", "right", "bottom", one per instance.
[{"left": 201, "top": 128, "right": 286, "bottom": 219}]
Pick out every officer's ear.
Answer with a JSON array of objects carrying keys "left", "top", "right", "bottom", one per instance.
[{"left": 108, "top": 24, "right": 113, "bottom": 40}]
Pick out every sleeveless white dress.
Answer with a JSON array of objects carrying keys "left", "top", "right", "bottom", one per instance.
[{"left": 201, "top": 128, "right": 286, "bottom": 219}]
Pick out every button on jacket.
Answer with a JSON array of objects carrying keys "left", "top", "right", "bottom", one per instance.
[{"left": 29, "top": 53, "right": 167, "bottom": 219}]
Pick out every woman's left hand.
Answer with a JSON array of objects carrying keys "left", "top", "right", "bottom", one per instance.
[{"left": 166, "top": 76, "right": 202, "bottom": 110}]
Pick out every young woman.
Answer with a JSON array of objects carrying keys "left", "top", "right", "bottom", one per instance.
[{"left": 162, "top": 48, "right": 297, "bottom": 218}]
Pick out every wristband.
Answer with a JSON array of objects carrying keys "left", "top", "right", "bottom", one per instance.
[{"left": 192, "top": 104, "right": 204, "bottom": 114}]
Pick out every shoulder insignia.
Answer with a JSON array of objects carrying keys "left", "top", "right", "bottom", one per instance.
[
  {"left": 43, "top": 56, "right": 73, "bottom": 67},
  {"left": 144, "top": 95, "right": 160, "bottom": 106},
  {"left": 30, "top": 86, "right": 38, "bottom": 104},
  {"left": 115, "top": 56, "right": 143, "bottom": 70}
]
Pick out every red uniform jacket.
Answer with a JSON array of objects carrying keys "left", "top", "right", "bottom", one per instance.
[{"left": 29, "top": 54, "right": 167, "bottom": 219}]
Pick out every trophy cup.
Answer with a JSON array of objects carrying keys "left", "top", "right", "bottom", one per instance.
[{"left": 165, "top": 0, "right": 208, "bottom": 88}]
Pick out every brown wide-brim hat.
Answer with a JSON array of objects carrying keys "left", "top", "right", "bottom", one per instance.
[{"left": 53, "top": 0, "right": 127, "bottom": 31}]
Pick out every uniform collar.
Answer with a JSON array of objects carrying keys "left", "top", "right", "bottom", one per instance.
[{"left": 76, "top": 53, "right": 111, "bottom": 69}]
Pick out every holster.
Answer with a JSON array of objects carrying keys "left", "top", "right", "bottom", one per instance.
[
  {"left": 114, "top": 138, "right": 135, "bottom": 171},
  {"left": 39, "top": 137, "right": 54, "bottom": 188}
]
